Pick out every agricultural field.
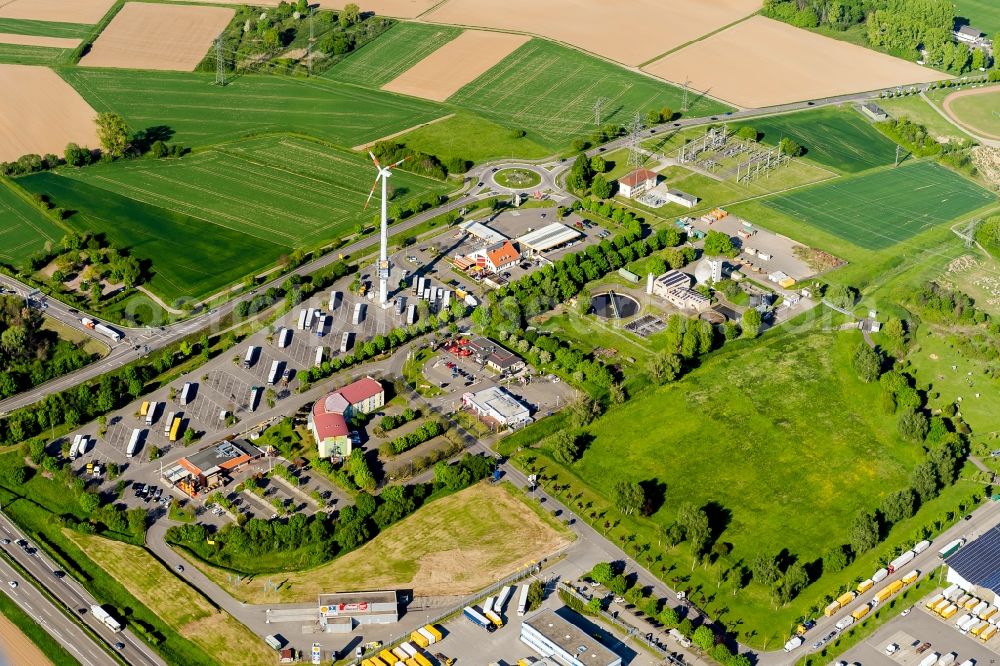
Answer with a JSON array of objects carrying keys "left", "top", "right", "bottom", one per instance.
[
  {"left": 0, "top": 42, "right": 70, "bottom": 65},
  {"left": 447, "top": 39, "right": 730, "bottom": 150},
  {"left": 732, "top": 106, "right": 900, "bottom": 173},
  {"left": 65, "top": 532, "right": 274, "bottom": 666},
  {"left": 181, "top": 482, "right": 573, "bottom": 603},
  {"left": 59, "top": 68, "right": 448, "bottom": 148},
  {"left": 953, "top": 0, "right": 1000, "bottom": 34},
  {"left": 760, "top": 161, "right": 997, "bottom": 250},
  {"left": 876, "top": 94, "right": 972, "bottom": 142},
  {"left": 323, "top": 21, "right": 462, "bottom": 87},
  {"left": 394, "top": 113, "right": 550, "bottom": 164},
  {"left": 942, "top": 88, "right": 1000, "bottom": 141},
  {"left": 0, "top": 0, "right": 115, "bottom": 24},
  {"left": 0, "top": 181, "right": 65, "bottom": 267},
  {"left": 0, "top": 18, "right": 92, "bottom": 39},
  {"left": 525, "top": 326, "right": 951, "bottom": 646},
  {"left": 18, "top": 135, "right": 450, "bottom": 301}
]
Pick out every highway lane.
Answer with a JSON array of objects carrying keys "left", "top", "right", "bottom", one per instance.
[{"left": 0, "top": 513, "right": 167, "bottom": 666}]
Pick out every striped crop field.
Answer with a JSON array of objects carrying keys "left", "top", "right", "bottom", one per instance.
[
  {"left": 0, "top": 179, "right": 65, "bottom": 268},
  {"left": 60, "top": 68, "right": 448, "bottom": 148},
  {"left": 0, "top": 18, "right": 93, "bottom": 39},
  {"left": 323, "top": 22, "right": 462, "bottom": 87}
]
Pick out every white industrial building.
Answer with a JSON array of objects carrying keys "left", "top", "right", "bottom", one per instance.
[
  {"left": 459, "top": 220, "right": 508, "bottom": 246},
  {"left": 664, "top": 188, "right": 699, "bottom": 209},
  {"left": 945, "top": 528, "right": 1000, "bottom": 606},
  {"left": 461, "top": 386, "right": 531, "bottom": 427},
  {"left": 516, "top": 223, "right": 583, "bottom": 256},
  {"left": 317, "top": 591, "right": 398, "bottom": 632},
  {"left": 648, "top": 270, "right": 710, "bottom": 312},
  {"left": 521, "top": 609, "right": 622, "bottom": 666},
  {"left": 617, "top": 168, "right": 658, "bottom": 199}
]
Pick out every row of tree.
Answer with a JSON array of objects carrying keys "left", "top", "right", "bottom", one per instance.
[{"left": 385, "top": 419, "right": 443, "bottom": 456}]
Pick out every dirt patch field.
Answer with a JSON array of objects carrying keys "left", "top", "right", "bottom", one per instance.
[
  {"left": 0, "top": 64, "right": 98, "bottom": 162},
  {"left": 0, "top": 0, "right": 115, "bottom": 24},
  {"left": 0, "top": 33, "right": 79, "bottom": 48},
  {"left": 182, "top": 482, "right": 574, "bottom": 604},
  {"left": 643, "top": 16, "right": 942, "bottom": 108},
  {"left": 80, "top": 2, "right": 234, "bottom": 71},
  {"left": 382, "top": 30, "right": 530, "bottom": 102},
  {"left": 159, "top": 0, "right": 439, "bottom": 18},
  {"left": 423, "top": 0, "right": 760, "bottom": 66},
  {"left": 0, "top": 613, "right": 51, "bottom": 666},
  {"left": 943, "top": 87, "right": 1000, "bottom": 141}
]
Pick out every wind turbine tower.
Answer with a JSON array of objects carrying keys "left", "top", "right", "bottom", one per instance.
[{"left": 365, "top": 152, "right": 405, "bottom": 307}]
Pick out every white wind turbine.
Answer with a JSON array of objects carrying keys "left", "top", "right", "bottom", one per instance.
[{"left": 364, "top": 151, "right": 405, "bottom": 307}]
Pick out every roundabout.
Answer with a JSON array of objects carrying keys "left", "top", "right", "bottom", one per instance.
[{"left": 491, "top": 166, "right": 543, "bottom": 190}]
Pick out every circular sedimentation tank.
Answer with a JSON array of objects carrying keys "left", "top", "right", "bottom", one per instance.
[{"left": 590, "top": 291, "right": 639, "bottom": 319}]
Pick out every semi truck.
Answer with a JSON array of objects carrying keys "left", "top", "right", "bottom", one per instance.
[
  {"left": 783, "top": 636, "right": 803, "bottom": 652},
  {"left": 857, "top": 579, "right": 874, "bottom": 594},
  {"left": 329, "top": 291, "right": 341, "bottom": 310},
  {"left": 168, "top": 417, "right": 182, "bottom": 442},
  {"left": 317, "top": 315, "right": 331, "bottom": 338},
  {"left": 243, "top": 346, "right": 259, "bottom": 369},
  {"left": 278, "top": 327, "right": 292, "bottom": 348},
  {"left": 836, "top": 591, "right": 856, "bottom": 607},
  {"left": 180, "top": 382, "right": 193, "bottom": 406},
  {"left": 340, "top": 332, "right": 351, "bottom": 354},
  {"left": 306, "top": 308, "right": 317, "bottom": 329},
  {"left": 94, "top": 323, "right": 123, "bottom": 342},
  {"left": 406, "top": 304, "right": 417, "bottom": 325},
  {"left": 939, "top": 539, "right": 964, "bottom": 559},
  {"left": 69, "top": 434, "right": 83, "bottom": 460},
  {"left": 297, "top": 309, "right": 308, "bottom": 330},
  {"left": 90, "top": 605, "right": 122, "bottom": 632},
  {"left": 145, "top": 401, "right": 160, "bottom": 426},
  {"left": 416, "top": 277, "right": 426, "bottom": 296},
  {"left": 517, "top": 584, "right": 529, "bottom": 616},
  {"left": 823, "top": 600, "right": 841, "bottom": 617},
  {"left": 140, "top": 401, "right": 149, "bottom": 417},
  {"left": 874, "top": 580, "right": 904, "bottom": 604},
  {"left": 315, "top": 347, "right": 325, "bottom": 367},
  {"left": 483, "top": 609, "right": 503, "bottom": 627},
  {"left": 353, "top": 303, "right": 365, "bottom": 325},
  {"left": 914, "top": 539, "right": 931, "bottom": 554},
  {"left": 249, "top": 386, "right": 261, "bottom": 412},
  {"left": 872, "top": 567, "right": 888, "bottom": 583},
  {"left": 463, "top": 606, "right": 495, "bottom": 631},
  {"left": 887, "top": 550, "right": 914, "bottom": 573},
  {"left": 395, "top": 297, "right": 406, "bottom": 315},
  {"left": 495, "top": 585, "right": 513, "bottom": 614},
  {"left": 926, "top": 593, "right": 945, "bottom": 609},
  {"left": 416, "top": 626, "right": 437, "bottom": 645},
  {"left": 835, "top": 616, "right": 854, "bottom": 630},
  {"left": 77, "top": 435, "right": 90, "bottom": 456},
  {"left": 164, "top": 412, "right": 175, "bottom": 437},
  {"left": 902, "top": 570, "right": 919, "bottom": 585},
  {"left": 126, "top": 429, "right": 142, "bottom": 458},
  {"left": 267, "top": 360, "right": 282, "bottom": 385},
  {"left": 851, "top": 604, "right": 870, "bottom": 620}
]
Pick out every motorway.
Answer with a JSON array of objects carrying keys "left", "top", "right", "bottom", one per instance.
[{"left": 0, "top": 512, "right": 167, "bottom": 666}]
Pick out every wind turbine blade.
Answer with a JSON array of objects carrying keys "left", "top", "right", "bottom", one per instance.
[
  {"left": 363, "top": 176, "right": 379, "bottom": 210},
  {"left": 369, "top": 150, "right": 381, "bottom": 168},
  {"left": 391, "top": 156, "right": 408, "bottom": 168}
]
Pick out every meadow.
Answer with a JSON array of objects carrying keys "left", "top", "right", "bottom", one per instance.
[
  {"left": 448, "top": 39, "right": 730, "bottom": 149},
  {"left": 953, "top": 0, "right": 1000, "bottom": 33},
  {"left": 761, "top": 161, "right": 997, "bottom": 250},
  {"left": 323, "top": 21, "right": 462, "bottom": 87},
  {"left": 0, "top": 42, "right": 70, "bottom": 65},
  {"left": 180, "top": 482, "right": 573, "bottom": 603},
  {"left": 0, "top": 180, "right": 65, "bottom": 267},
  {"left": 19, "top": 136, "right": 451, "bottom": 301},
  {"left": 396, "top": 113, "right": 551, "bottom": 163},
  {"left": 944, "top": 88, "right": 1000, "bottom": 139},
  {"left": 59, "top": 68, "right": 448, "bottom": 148},
  {"left": 732, "top": 105, "right": 899, "bottom": 173},
  {"left": 0, "top": 18, "right": 92, "bottom": 39}
]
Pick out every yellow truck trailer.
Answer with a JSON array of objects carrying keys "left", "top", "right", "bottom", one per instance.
[
  {"left": 902, "top": 571, "right": 919, "bottom": 585},
  {"left": 140, "top": 401, "right": 150, "bottom": 416},
  {"left": 410, "top": 631, "right": 429, "bottom": 649},
  {"left": 874, "top": 580, "right": 904, "bottom": 604},
  {"left": 368, "top": 658, "right": 387, "bottom": 666},
  {"left": 837, "top": 591, "right": 856, "bottom": 607},
  {"left": 966, "top": 597, "right": 982, "bottom": 610},
  {"left": 168, "top": 416, "right": 182, "bottom": 442},
  {"left": 981, "top": 625, "right": 998, "bottom": 641},
  {"left": 942, "top": 604, "right": 959, "bottom": 619},
  {"left": 851, "top": 605, "right": 870, "bottom": 621},
  {"left": 824, "top": 601, "right": 841, "bottom": 617},
  {"left": 405, "top": 659, "right": 419, "bottom": 666},
  {"left": 933, "top": 599, "right": 950, "bottom": 614},
  {"left": 413, "top": 653, "right": 432, "bottom": 666},
  {"left": 927, "top": 593, "right": 945, "bottom": 609},
  {"left": 379, "top": 649, "right": 398, "bottom": 665},
  {"left": 424, "top": 625, "right": 443, "bottom": 642},
  {"left": 857, "top": 579, "right": 874, "bottom": 594},
  {"left": 972, "top": 621, "right": 989, "bottom": 637},
  {"left": 981, "top": 606, "right": 998, "bottom": 621}
]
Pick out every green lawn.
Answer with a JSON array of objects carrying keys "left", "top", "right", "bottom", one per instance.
[
  {"left": 448, "top": 39, "right": 730, "bottom": 150},
  {"left": 954, "top": 0, "right": 1000, "bottom": 34},
  {"left": 0, "top": 42, "right": 71, "bottom": 65},
  {"left": 876, "top": 95, "right": 972, "bottom": 141},
  {"left": 323, "top": 21, "right": 462, "bottom": 86},
  {"left": 0, "top": 18, "right": 92, "bottom": 39},
  {"left": 761, "top": 161, "right": 997, "bottom": 250},
  {"left": 732, "top": 105, "right": 900, "bottom": 173},
  {"left": 18, "top": 136, "right": 450, "bottom": 302},
  {"left": 59, "top": 68, "right": 448, "bottom": 148},
  {"left": 945, "top": 88, "right": 1000, "bottom": 138},
  {"left": 395, "top": 113, "right": 551, "bottom": 164},
  {"left": 0, "top": 179, "right": 65, "bottom": 268}
]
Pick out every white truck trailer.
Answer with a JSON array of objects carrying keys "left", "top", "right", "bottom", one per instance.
[{"left": 126, "top": 429, "right": 142, "bottom": 458}]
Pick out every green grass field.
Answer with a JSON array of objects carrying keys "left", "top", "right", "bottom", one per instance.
[
  {"left": 0, "top": 18, "right": 92, "bottom": 39},
  {"left": 448, "top": 39, "right": 730, "bottom": 149},
  {"left": 733, "top": 106, "right": 900, "bottom": 173},
  {"left": 0, "top": 42, "right": 71, "bottom": 65},
  {"left": 945, "top": 88, "right": 1000, "bottom": 138},
  {"left": 0, "top": 180, "right": 65, "bottom": 267},
  {"left": 396, "top": 113, "right": 551, "bottom": 163},
  {"left": 60, "top": 68, "right": 447, "bottom": 148},
  {"left": 876, "top": 94, "right": 972, "bottom": 141},
  {"left": 18, "top": 136, "right": 450, "bottom": 301},
  {"left": 323, "top": 21, "right": 462, "bottom": 86},
  {"left": 762, "top": 161, "right": 997, "bottom": 250},
  {"left": 954, "top": 0, "right": 1000, "bottom": 33}
]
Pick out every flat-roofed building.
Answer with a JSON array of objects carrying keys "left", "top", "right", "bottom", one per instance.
[
  {"left": 462, "top": 386, "right": 531, "bottom": 427},
  {"left": 459, "top": 220, "right": 508, "bottom": 246},
  {"left": 650, "top": 270, "right": 710, "bottom": 312},
  {"left": 516, "top": 223, "right": 583, "bottom": 255},
  {"left": 318, "top": 591, "right": 398, "bottom": 633},
  {"left": 162, "top": 439, "right": 262, "bottom": 497},
  {"left": 521, "top": 608, "right": 622, "bottom": 666},
  {"left": 664, "top": 188, "right": 699, "bottom": 208}
]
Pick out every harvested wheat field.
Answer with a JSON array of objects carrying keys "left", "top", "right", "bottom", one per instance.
[
  {"left": 0, "top": 0, "right": 115, "bottom": 23},
  {"left": 423, "top": 0, "right": 760, "bottom": 66},
  {"left": 382, "top": 30, "right": 530, "bottom": 102},
  {"left": 0, "top": 33, "right": 79, "bottom": 48},
  {"left": 644, "top": 16, "right": 941, "bottom": 108},
  {"left": 80, "top": 2, "right": 234, "bottom": 71},
  {"left": 181, "top": 482, "right": 574, "bottom": 604},
  {"left": 0, "top": 64, "right": 98, "bottom": 161},
  {"left": 0, "top": 613, "right": 51, "bottom": 666},
  {"left": 159, "top": 0, "right": 439, "bottom": 17}
]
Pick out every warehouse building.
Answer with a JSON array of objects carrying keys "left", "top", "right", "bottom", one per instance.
[
  {"left": 462, "top": 386, "right": 531, "bottom": 428},
  {"left": 945, "top": 527, "right": 1000, "bottom": 606},
  {"left": 309, "top": 377, "right": 384, "bottom": 459},
  {"left": 521, "top": 608, "right": 622, "bottom": 666},
  {"left": 317, "top": 591, "right": 399, "bottom": 632},
  {"left": 516, "top": 223, "right": 583, "bottom": 256},
  {"left": 162, "top": 439, "right": 262, "bottom": 497},
  {"left": 459, "top": 220, "right": 508, "bottom": 246}
]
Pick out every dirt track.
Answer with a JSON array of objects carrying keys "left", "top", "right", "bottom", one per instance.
[
  {"left": 643, "top": 16, "right": 941, "bottom": 108},
  {"left": 0, "top": 612, "right": 52, "bottom": 666},
  {"left": 423, "top": 0, "right": 759, "bottom": 66},
  {"left": 0, "top": 64, "right": 99, "bottom": 162},
  {"left": 943, "top": 88, "right": 1000, "bottom": 141},
  {"left": 80, "top": 2, "right": 234, "bottom": 71},
  {"left": 0, "top": 32, "right": 79, "bottom": 48},
  {"left": 0, "top": 0, "right": 115, "bottom": 23},
  {"left": 382, "top": 30, "right": 529, "bottom": 102}
]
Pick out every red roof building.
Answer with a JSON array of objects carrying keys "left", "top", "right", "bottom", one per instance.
[
  {"left": 308, "top": 377, "right": 384, "bottom": 459},
  {"left": 617, "top": 168, "right": 658, "bottom": 199}
]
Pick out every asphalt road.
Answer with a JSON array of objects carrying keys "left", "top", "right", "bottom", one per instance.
[{"left": 0, "top": 513, "right": 167, "bottom": 666}]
